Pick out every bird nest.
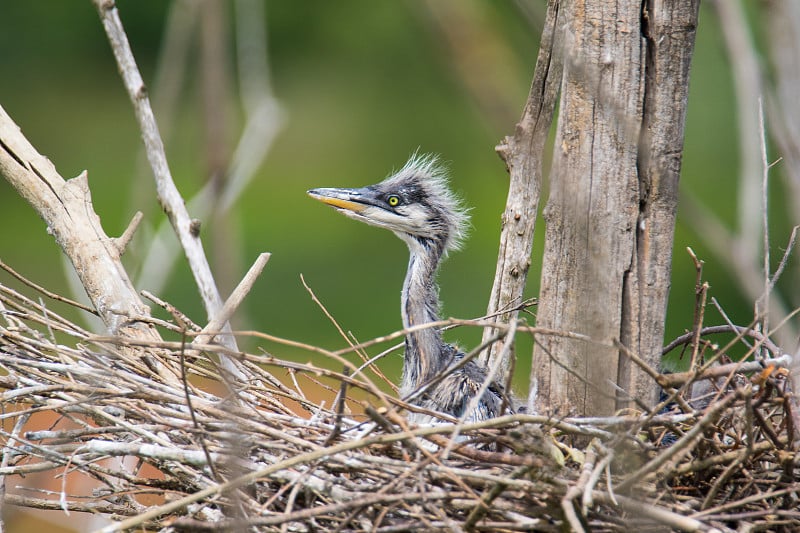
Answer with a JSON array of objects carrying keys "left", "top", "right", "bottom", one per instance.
[{"left": 1, "top": 276, "right": 798, "bottom": 532}]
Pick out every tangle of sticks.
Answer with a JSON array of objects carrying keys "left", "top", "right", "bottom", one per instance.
[{"left": 1, "top": 270, "right": 798, "bottom": 532}]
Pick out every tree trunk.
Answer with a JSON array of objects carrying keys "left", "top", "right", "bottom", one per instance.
[{"left": 530, "top": 0, "right": 700, "bottom": 417}]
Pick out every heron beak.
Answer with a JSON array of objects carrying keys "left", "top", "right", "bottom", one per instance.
[{"left": 307, "top": 188, "right": 368, "bottom": 213}]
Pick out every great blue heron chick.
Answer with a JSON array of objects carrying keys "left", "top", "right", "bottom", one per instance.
[{"left": 308, "top": 154, "right": 512, "bottom": 424}]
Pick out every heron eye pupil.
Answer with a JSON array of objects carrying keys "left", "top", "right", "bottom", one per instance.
[{"left": 387, "top": 195, "right": 400, "bottom": 207}]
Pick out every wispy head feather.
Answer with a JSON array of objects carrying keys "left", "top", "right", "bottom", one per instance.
[{"left": 381, "top": 153, "right": 470, "bottom": 253}]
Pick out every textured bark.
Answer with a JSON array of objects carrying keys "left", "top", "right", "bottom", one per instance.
[
  {"left": 623, "top": 0, "right": 701, "bottom": 409},
  {"left": 481, "top": 0, "right": 563, "bottom": 375},
  {"left": 530, "top": 0, "right": 700, "bottom": 417}
]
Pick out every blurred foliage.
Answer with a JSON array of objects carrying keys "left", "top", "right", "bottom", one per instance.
[{"left": 0, "top": 1, "right": 795, "bottom": 394}]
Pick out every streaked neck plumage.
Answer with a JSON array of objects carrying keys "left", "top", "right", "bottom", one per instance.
[{"left": 398, "top": 234, "right": 448, "bottom": 398}]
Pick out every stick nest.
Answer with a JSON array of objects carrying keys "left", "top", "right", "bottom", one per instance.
[{"left": 1, "top": 280, "right": 798, "bottom": 532}]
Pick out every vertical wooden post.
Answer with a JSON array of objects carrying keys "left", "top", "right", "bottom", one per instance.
[{"left": 530, "top": 0, "right": 700, "bottom": 416}]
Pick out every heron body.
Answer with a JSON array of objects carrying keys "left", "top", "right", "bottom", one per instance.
[{"left": 308, "top": 155, "right": 511, "bottom": 424}]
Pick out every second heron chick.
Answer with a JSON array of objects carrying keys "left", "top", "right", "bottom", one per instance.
[{"left": 308, "top": 154, "right": 514, "bottom": 424}]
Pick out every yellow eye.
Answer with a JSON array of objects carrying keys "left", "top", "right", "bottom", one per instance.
[{"left": 387, "top": 195, "right": 400, "bottom": 207}]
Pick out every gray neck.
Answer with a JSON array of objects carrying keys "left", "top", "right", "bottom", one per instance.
[{"left": 399, "top": 236, "right": 447, "bottom": 398}]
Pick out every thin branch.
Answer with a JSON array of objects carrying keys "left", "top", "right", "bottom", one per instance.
[
  {"left": 0, "top": 259, "right": 97, "bottom": 316},
  {"left": 481, "top": 0, "right": 562, "bottom": 372},
  {"left": 113, "top": 210, "right": 143, "bottom": 255},
  {"left": 92, "top": 0, "right": 254, "bottom": 384},
  {"left": 193, "top": 252, "right": 270, "bottom": 347}
]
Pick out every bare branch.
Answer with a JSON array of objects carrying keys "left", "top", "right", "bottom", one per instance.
[
  {"left": 193, "top": 252, "right": 271, "bottom": 347},
  {"left": 91, "top": 0, "right": 253, "bottom": 383},
  {"left": 113, "top": 210, "right": 143, "bottom": 255},
  {"left": 480, "top": 0, "right": 563, "bottom": 374}
]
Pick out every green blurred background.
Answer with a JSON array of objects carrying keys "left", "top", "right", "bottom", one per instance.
[{"left": 0, "top": 2, "right": 795, "bottom": 398}]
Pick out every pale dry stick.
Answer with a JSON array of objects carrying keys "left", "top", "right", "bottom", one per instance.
[
  {"left": 581, "top": 445, "right": 614, "bottom": 513},
  {"left": 94, "top": 419, "right": 541, "bottom": 533},
  {"left": 0, "top": 461, "right": 63, "bottom": 477},
  {"left": 24, "top": 425, "right": 163, "bottom": 442},
  {"left": 113, "top": 210, "right": 143, "bottom": 255},
  {"left": 78, "top": 440, "right": 222, "bottom": 468},
  {"left": 604, "top": 454, "right": 617, "bottom": 506},
  {"left": 564, "top": 412, "right": 697, "bottom": 427},
  {"left": 91, "top": 0, "right": 247, "bottom": 383},
  {"left": 766, "top": 224, "right": 799, "bottom": 295},
  {"left": 287, "top": 369, "right": 307, "bottom": 401},
  {"left": 193, "top": 252, "right": 271, "bottom": 346},
  {"left": 591, "top": 492, "right": 730, "bottom": 533},
  {"left": 561, "top": 444, "right": 597, "bottom": 533},
  {"left": 0, "top": 412, "right": 30, "bottom": 533},
  {"left": 2, "top": 494, "right": 134, "bottom": 519}
]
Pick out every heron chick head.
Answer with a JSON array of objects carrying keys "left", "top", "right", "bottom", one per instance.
[{"left": 308, "top": 154, "right": 469, "bottom": 253}]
